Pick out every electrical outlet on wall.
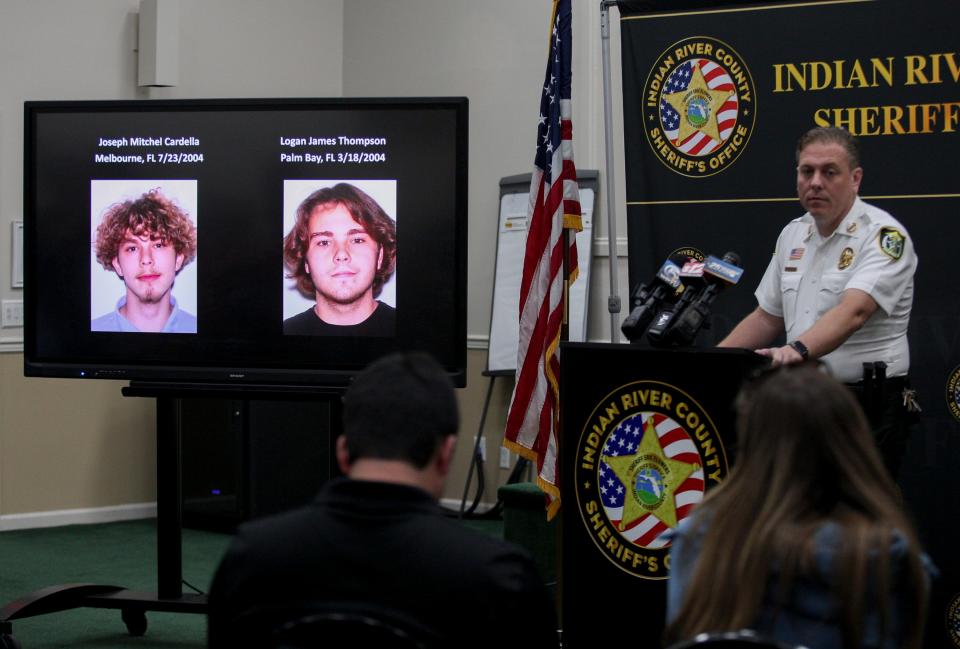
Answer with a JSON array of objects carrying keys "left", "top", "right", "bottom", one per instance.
[
  {"left": 1, "top": 300, "right": 24, "bottom": 327},
  {"left": 474, "top": 436, "right": 486, "bottom": 461},
  {"left": 499, "top": 447, "right": 512, "bottom": 469}
]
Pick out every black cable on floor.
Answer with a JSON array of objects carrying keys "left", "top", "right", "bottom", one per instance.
[{"left": 181, "top": 578, "right": 205, "bottom": 595}]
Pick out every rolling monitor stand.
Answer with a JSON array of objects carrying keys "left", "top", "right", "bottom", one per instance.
[{"left": 0, "top": 383, "right": 342, "bottom": 647}]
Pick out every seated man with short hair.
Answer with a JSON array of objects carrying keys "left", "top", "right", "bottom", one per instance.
[{"left": 207, "top": 352, "right": 558, "bottom": 648}]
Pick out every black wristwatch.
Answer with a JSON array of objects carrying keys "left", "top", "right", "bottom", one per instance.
[{"left": 788, "top": 340, "right": 810, "bottom": 360}]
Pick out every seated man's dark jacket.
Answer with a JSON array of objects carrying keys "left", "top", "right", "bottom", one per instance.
[{"left": 208, "top": 477, "right": 557, "bottom": 648}]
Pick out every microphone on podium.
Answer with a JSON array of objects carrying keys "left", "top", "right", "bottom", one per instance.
[
  {"left": 645, "top": 258, "right": 706, "bottom": 347},
  {"left": 660, "top": 251, "right": 744, "bottom": 347},
  {"left": 620, "top": 258, "right": 683, "bottom": 343}
]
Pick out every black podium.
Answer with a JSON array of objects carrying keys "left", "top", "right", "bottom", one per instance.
[{"left": 559, "top": 343, "right": 765, "bottom": 648}]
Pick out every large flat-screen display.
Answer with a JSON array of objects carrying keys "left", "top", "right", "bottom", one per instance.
[{"left": 24, "top": 98, "right": 468, "bottom": 386}]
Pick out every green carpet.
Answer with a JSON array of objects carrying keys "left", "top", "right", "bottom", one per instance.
[
  {"left": 0, "top": 515, "right": 505, "bottom": 648},
  {"left": 0, "top": 519, "right": 231, "bottom": 648}
]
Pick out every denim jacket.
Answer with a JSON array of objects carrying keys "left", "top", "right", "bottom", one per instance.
[{"left": 666, "top": 514, "right": 935, "bottom": 649}]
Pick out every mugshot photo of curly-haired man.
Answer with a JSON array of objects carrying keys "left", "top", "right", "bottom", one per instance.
[
  {"left": 90, "top": 180, "right": 198, "bottom": 333},
  {"left": 282, "top": 180, "right": 397, "bottom": 336}
]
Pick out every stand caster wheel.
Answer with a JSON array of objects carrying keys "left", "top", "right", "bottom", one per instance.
[
  {"left": 121, "top": 609, "right": 148, "bottom": 637},
  {"left": 0, "top": 633, "right": 22, "bottom": 649}
]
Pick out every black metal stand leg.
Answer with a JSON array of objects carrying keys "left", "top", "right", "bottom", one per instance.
[{"left": 156, "top": 396, "right": 184, "bottom": 599}]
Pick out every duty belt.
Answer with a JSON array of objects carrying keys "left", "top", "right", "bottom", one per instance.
[{"left": 845, "top": 361, "right": 921, "bottom": 414}]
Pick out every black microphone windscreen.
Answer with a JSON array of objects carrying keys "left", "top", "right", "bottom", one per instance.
[{"left": 722, "top": 251, "right": 741, "bottom": 267}]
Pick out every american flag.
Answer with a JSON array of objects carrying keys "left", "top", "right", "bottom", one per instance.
[
  {"left": 503, "top": 0, "right": 582, "bottom": 520},
  {"left": 660, "top": 59, "right": 739, "bottom": 156},
  {"left": 600, "top": 413, "right": 705, "bottom": 547}
]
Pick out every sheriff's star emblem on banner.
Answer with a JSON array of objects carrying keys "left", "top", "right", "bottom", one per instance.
[{"left": 662, "top": 63, "right": 733, "bottom": 145}]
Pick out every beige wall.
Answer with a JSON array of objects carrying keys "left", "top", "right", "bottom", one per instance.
[
  {"left": 0, "top": 0, "right": 629, "bottom": 520},
  {"left": 0, "top": 354, "right": 156, "bottom": 514},
  {"left": 447, "top": 349, "right": 524, "bottom": 505}
]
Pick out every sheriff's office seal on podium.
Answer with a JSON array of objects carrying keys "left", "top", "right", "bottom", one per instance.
[
  {"left": 947, "top": 592, "right": 960, "bottom": 647},
  {"left": 642, "top": 36, "right": 756, "bottom": 178},
  {"left": 946, "top": 364, "right": 960, "bottom": 424},
  {"left": 574, "top": 380, "right": 727, "bottom": 579}
]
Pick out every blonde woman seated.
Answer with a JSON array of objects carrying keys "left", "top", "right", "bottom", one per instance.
[{"left": 665, "top": 363, "right": 933, "bottom": 649}]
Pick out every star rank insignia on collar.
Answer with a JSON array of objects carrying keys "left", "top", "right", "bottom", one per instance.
[{"left": 838, "top": 247, "right": 854, "bottom": 270}]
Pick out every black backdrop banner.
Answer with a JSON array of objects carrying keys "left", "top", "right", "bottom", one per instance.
[{"left": 618, "top": 0, "right": 960, "bottom": 646}]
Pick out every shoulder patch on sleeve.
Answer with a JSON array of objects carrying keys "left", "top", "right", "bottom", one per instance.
[{"left": 878, "top": 227, "right": 905, "bottom": 260}]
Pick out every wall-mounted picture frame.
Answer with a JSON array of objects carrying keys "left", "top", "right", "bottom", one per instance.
[{"left": 12, "top": 220, "right": 24, "bottom": 288}]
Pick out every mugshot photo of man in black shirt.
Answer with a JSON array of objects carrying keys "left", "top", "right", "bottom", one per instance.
[{"left": 282, "top": 181, "right": 397, "bottom": 336}]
